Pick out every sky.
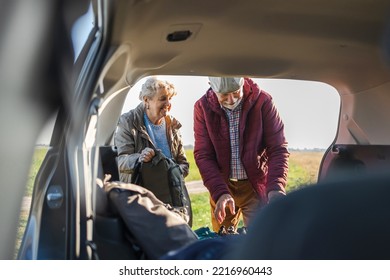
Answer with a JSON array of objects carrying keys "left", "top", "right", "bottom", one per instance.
[{"left": 122, "top": 76, "right": 340, "bottom": 150}]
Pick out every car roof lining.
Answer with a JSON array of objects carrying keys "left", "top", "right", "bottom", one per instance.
[
  {"left": 94, "top": 0, "right": 390, "bottom": 146},
  {"left": 106, "top": 0, "right": 390, "bottom": 94}
]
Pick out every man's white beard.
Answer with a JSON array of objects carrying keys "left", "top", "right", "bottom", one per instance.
[{"left": 223, "top": 98, "right": 242, "bottom": 110}]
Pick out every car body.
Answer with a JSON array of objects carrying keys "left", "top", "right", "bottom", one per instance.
[{"left": 1, "top": 0, "right": 390, "bottom": 259}]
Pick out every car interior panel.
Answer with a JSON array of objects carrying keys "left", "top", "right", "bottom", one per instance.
[{"left": 319, "top": 144, "right": 390, "bottom": 181}]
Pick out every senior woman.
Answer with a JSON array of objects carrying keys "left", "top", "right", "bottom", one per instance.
[{"left": 115, "top": 77, "right": 189, "bottom": 184}]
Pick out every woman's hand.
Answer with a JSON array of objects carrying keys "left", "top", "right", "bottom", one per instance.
[{"left": 139, "top": 148, "right": 155, "bottom": 163}]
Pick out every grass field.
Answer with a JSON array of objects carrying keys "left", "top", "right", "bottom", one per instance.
[
  {"left": 18, "top": 147, "right": 324, "bottom": 254},
  {"left": 185, "top": 149, "right": 323, "bottom": 189}
]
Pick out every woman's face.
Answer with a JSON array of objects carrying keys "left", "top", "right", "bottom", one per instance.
[{"left": 145, "top": 87, "right": 173, "bottom": 124}]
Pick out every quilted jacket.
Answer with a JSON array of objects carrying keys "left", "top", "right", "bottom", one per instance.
[{"left": 193, "top": 78, "right": 289, "bottom": 205}]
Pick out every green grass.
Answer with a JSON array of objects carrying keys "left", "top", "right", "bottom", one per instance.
[
  {"left": 16, "top": 147, "right": 48, "bottom": 257},
  {"left": 286, "top": 150, "right": 323, "bottom": 191},
  {"left": 15, "top": 210, "right": 28, "bottom": 258},
  {"left": 185, "top": 149, "right": 201, "bottom": 182},
  {"left": 190, "top": 192, "right": 211, "bottom": 229},
  {"left": 25, "top": 147, "right": 48, "bottom": 196}
]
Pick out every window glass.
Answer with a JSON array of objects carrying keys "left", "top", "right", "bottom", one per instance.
[
  {"left": 36, "top": 112, "right": 57, "bottom": 146},
  {"left": 71, "top": 2, "right": 95, "bottom": 62}
]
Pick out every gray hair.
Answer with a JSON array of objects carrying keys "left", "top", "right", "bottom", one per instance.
[{"left": 139, "top": 77, "right": 177, "bottom": 101}]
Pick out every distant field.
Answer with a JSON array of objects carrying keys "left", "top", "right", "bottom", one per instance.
[
  {"left": 185, "top": 149, "right": 323, "bottom": 190},
  {"left": 286, "top": 150, "right": 324, "bottom": 191},
  {"left": 18, "top": 147, "right": 325, "bottom": 254}
]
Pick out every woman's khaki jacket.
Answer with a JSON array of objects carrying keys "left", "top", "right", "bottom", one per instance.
[{"left": 115, "top": 103, "right": 189, "bottom": 183}]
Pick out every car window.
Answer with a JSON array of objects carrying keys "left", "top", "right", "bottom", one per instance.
[{"left": 71, "top": 2, "right": 95, "bottom": 62}]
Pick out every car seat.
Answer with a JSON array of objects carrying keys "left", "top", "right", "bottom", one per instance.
[
  {"left": 229, "top": 172, "right": 390, "bottom": 259},
  {"left": 93, "top": 146, "right": 143, "bottom": 259}
]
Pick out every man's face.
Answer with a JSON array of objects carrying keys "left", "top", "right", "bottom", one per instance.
[{"left": 215, "top": 88, "right": 243, "bottom": 110}]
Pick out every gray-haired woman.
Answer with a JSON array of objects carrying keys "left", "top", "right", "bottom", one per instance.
[{"left": 115, "top": 77, "right": 189, "bottom": 184}]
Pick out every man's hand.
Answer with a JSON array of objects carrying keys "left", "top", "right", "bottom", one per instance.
[{"left": 214, "top": 193, "right": 236, "bottom": 224}]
